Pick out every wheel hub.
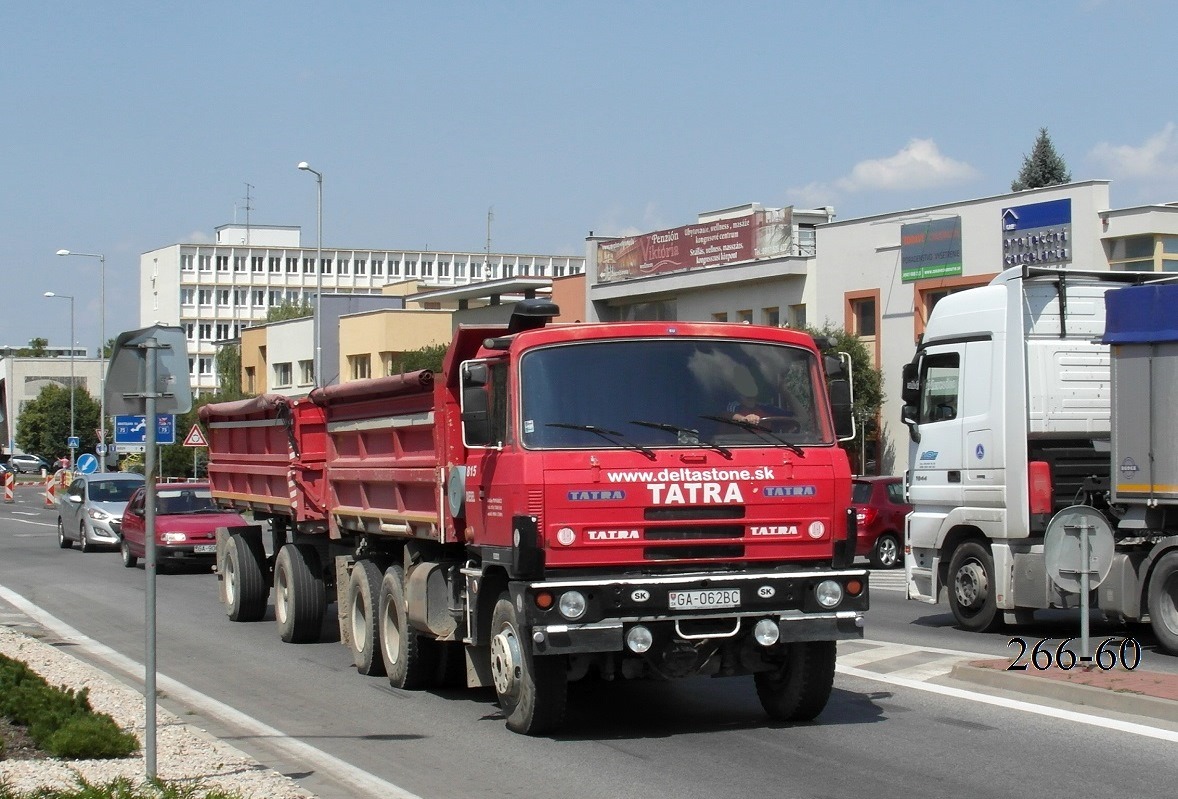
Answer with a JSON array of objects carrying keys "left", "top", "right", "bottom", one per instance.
[
  {"left": 490, "top": 625, "right": 523, "bottom": 697},
  {"left": 955, "top": 561, "right": 988, "bottom": 608},
  {"left": 878, "top": 538, "right": 898, "bottom": 566}
]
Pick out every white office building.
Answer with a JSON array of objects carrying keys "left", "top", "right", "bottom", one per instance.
[{"left": 140, "top": 224, "right": 585, "bottom": 394}]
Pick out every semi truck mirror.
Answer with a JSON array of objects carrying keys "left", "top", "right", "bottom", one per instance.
[
  {"left": 824, "top": 354, "right": 845, "bottom": 378},
  {"left": 829, "top": 378, "right": 854, "bottom": 439},
  {"left": 901, "top": 362, "right": 920, "bottom": 406},
  {"left": 901, "top": 404, "right": 920, "bottom": 443},
  {"left": 462, "top": 386, "right": 492, "bottom": 446}
]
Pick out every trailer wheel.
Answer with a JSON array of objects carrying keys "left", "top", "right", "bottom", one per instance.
[
  {"left": 378, "top": 565, "right": 437, "bottom": 689},
  {"left": 224, "top": 532, "right": 268, "bottom": 622},
  {"left": 348, "top": 559, "right": 386, "bottom": 676},
  {"left": 1147, "top": 551, "right": 1178, "bottom": 655},
  {"left": 947, "top": 541, "right": 998, "bottom": 632},
  {"left": 275, "top": 543, "right": 326, "bottom": 643},
  {"left": 490, "top": 593, "right": 567, "bottom": 735},
  {"left": 870, "top": 533, "right": 901, "bottom": 569},
  {"left": 755, "top": 640, "right": 837, "bottom": 722}
]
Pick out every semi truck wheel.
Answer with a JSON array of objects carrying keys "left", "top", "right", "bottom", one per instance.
[
  {"left": 378, "top": 565, "right": 437, "bottom": 689},
  {"left": 1147, "top": 551, "right": 1178, "bottom": 655},
  {"left": 947, "top": 541, "right": 998, "bottom": 632},
  {"left": 224, "top": 532, "right": 268, "bottom": 622},
  {"left": 490, "top": 593, "right": 567, "bottom": 735},
  {"left": 755, "top": 640, "right": 836, "bottom": 722},
  {"left": 275, "top": 544, "right": 326, "bottom": 644},
  {"left": 348, "top": 559, "right": 386, "bottom": 676}
]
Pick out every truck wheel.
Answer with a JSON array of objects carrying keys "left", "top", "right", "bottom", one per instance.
[
  {"left": 224, "top": 532, "right": 268, "bottom": 622},
  {"left": 1147, "top": 551, "right": 1178, "bottom": 655},
  {"left": 947, "top": 541, "right": 999, "bottom": 632},
  {"left": 57, "top": 518, "right": 71, "bottom": 549},
  {"left": 348, "top": 559, "right": 386, "bottom": 676},
  {"left": 870, "top": 533, "right": 901, "bottom": 569},
  {"left": 755, "top": 640, "right": 836, "bottom": 722},
  {"left": 275, "top": 544, "right": 326, "bottom": 644},
  {"left": 121, "top": 539, "right": 138, "bottom": 568},
  {"left": 490, "top": 593, "right": 567, "bottom": 735},
  {"left": 378, "top": 565, "right": 437, "bottom": 689}
]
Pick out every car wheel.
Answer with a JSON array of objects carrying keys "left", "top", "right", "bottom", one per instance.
[
  {"left": 121, "top": 539, "right": 138, "bottom": 568},
  {"left": 870, "top": 533, "right": 901, "bottom": 569},
  {"left": 79, "top": 523, "right": 91, "bottom": 553},
  {"left": 57, "top": 518, "right": 71, "bottom": 549}
]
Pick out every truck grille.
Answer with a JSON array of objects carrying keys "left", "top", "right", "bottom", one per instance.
[{"left": 644, "top": 544, "right": 745, "bottom": 561}]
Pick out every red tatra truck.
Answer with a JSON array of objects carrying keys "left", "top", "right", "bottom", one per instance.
[{"left": 199, "top": 300, "right": 868, "bottom": 734}]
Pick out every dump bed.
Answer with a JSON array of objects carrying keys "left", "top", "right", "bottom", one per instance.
[
  {"left": 198, "top": 393, "right": 327, "bottom": 521},
  {"left": 308, "top": 370, "right": 444, "bottom": 541}
]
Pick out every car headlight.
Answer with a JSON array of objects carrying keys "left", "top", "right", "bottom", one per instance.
[
  {"left": 87, "top": 508, "right": 111, "bottom": 522},
  {"left": 557, "top": 590, "right": 587, "bottom": 620},
  {"left": 162, "top": 532, "right": 187, "bottom": 543},
  {"left": 815, "top": 580, "right": 844, "bottom": 609}
]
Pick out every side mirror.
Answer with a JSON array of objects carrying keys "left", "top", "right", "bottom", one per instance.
[
  {"left": 901, "top": 361, "right": 920, "bottom": 407},
  {"left": 829, "top": 379, "right": 854, "bottom": 440},
  {"left": 901, "top": 403, "right": 920, "bottom": 443},
  {"left": 824, "top": 354, "right": 845, "bottom": 379},
  {"left": 68, "top": 494, "right": 83, "bottom": 504}
]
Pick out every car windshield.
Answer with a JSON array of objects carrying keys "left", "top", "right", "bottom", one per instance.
[
  {"left": 519, "top": 338, "right": 832, "bottom": 450},
  {"left": 157, "top": 488, "right": 219, "bottom": 515},
  {"left": 851, "top": 481, "right": 874, "bottom": 503},
  {"left": 88, "top": 480, "right": 142, "bottom": 503}
]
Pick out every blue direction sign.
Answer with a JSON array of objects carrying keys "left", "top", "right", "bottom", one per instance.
[
  {"left": 76, "top": 453, "right": 98, "bottom": 474},
  {"left": 113, "top": 414, "right": 176, "bottom": 445}
]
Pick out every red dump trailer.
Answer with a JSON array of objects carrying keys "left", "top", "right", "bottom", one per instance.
[{"left": 199, "top": 300, "right": 869, "bottom": 734}]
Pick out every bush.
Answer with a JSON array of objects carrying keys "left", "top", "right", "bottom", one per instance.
[{"left": 45, "top": 714, "right": 139, "bottom": 760}]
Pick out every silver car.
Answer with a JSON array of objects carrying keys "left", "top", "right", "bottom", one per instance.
[{"left": 57, "top": 472, "right": 146, "bottom": 552}]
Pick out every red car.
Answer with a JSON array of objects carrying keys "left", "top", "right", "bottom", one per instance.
[
  {"left": 120, "top": 482, "right": 248, "bottom": 571},
  {"left": 852, "top": 476, "right": 911, "bottom": 569}
]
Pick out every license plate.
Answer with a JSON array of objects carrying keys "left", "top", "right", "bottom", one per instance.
[
  {"left": 668, "top": 588, "right": 740, "bottom": 610},
  {"left": 193, "top": 544, "right": 216, "bottom": 554}
]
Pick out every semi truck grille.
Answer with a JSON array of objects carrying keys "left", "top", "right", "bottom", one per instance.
[
  {"left": 644, "top": 544, "right": 745, "bottom": 561},
  {"left": 645, "top": 525, "right": 744, "bottom": 540},
  {"left": 644, "top": 506, "right": 745, "bottom": 521}
]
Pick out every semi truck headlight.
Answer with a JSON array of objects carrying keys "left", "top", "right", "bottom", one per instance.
[
  {"left": 626, "top": 625, "right": 653, "bottom": 653},
  {"left": 754, "top": 618, "right": 780, "bottom": 646},
  {"left": 558, "top": 590, "right": 587, "bottom": 620},
  {"left": 815, "top": 580, "right": 844, "bottom": 609}
]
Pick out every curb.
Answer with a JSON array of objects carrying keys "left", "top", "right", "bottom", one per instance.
[{"left": 951, "top": 663, "right": 1178, "bottom": 723}]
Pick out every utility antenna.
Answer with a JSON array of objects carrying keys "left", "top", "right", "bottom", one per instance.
[
  {"left": 485, "top": 206, "right": 494, "bottom": 272},
  {"left": 242, "top": 183, "right": 255, "bottom": 245}
]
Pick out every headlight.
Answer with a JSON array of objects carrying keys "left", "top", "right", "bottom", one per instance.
[
  {"left": 87, "top": 508, "right": 111, "bottom": 522},
  {"left": 815, "top": 580, "right": 844, "bottom": 609},
  {"left": 626, "top": 625, "right": 653, "bottom": 653},
  {"left": 557, "top": 590, "right": 587, "bottom": 620},
  {"left": 754, "top": 618, "right": 780, "bottom": 646},
  {"left": 162, "top": 532, "right": 187, "bottom": 543}
]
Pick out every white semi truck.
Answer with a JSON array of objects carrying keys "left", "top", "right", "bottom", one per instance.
[{"left": 901, "top": 265, "right": 1178, "bottom": 654}]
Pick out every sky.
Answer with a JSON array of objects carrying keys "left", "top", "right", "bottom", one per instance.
[{"left": 4, "top": 0, "right": 1178, "bottom": 356}]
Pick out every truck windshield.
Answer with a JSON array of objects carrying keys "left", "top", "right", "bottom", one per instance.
[{"left": 519, "top": 338, "right": 832, "bottom": 450}]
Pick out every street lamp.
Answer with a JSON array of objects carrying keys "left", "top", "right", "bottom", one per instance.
[
  {"left": 44, "top": 292, "right": 76, "bottom": 469},
  {"left": 57, "top": 249, "right": 106, "bottom": 471},
  {"left": 297, "top": 161, "right": 323, "bottom": 387}
]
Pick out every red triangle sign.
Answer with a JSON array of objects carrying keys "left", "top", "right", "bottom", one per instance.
[{"left": 183, "top": 424, "right": 208, "bottom": 447}]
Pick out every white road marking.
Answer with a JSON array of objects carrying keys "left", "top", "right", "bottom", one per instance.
[{"left": 0, "top": 584, "right": 424, "bottom": 799}]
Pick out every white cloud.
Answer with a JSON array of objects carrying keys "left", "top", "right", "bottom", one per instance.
[
  {"left": 1089, "top": 123, "right": 1178, "bottom": 180},
  {"left": 787, "top": 138, "right": 978, "bottom": 207}
]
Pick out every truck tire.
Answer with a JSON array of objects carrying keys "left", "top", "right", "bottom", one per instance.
[
  {"left": 348, "top": 559, "right": 386, "bottom": 676},
  {"left": 1147, "top": 551, "right": 1178, "bottom": 655},
  {"left": 947, "top": 541, "right": 999, "bottom": 632},
  {"left": 378, "top": 565, "right": 437, "bottom": 689},
  {"left": 490, "top": 593, "right": 567, "bottom": 735},
  {"left": 224, "top": 532, "right": 268, "bottom": 623},
  {"left": 755, "top": 640, "right": 836, "bottom": 722},
  {"left": 870, "top": 533, "right": 901, "bottom": 569},
  {"left": 58, "top": 518, "right": 71, "bottom": 549},
  {"left": 275, "top": 544, "right": 326, "bottom": 644}
]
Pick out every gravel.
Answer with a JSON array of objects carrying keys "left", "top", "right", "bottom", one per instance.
[{"left": 0, "top": 625, "right": 316, "bottom": 798}]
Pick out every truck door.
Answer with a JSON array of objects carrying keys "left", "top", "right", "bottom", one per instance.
[
  {"left": 459, "top": 358, "right": 515, "bottom": 550},
  {"left": 911, "top": 347, "right": 965, "bottom": 510}
]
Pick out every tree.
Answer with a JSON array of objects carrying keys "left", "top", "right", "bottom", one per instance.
[
  {"left": 1011, "top": 127, "right": 1071, "bottom": 191},
  {"left": 383, "top": 343, "right": 448, "bottom": 376},
  {"left": 266, "top": 300, "right": 313, "bottom": 322},
  {"left": 804, "top": 324, "right": 884, "bottom": 472},
  {"left": 215, "top": 343, "right": 243, "bottom": 398},
  {"left": 15, "top": 383, "right": 101, "bottom": 461},
  {"left": 16, "top": 338, "right": 49, "bottom": 357}
]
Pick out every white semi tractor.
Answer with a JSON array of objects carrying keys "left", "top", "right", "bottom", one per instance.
[{"left": 901, "top": 265, "right": 1178, "bottom": 653}]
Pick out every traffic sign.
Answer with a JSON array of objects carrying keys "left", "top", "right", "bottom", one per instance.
[
  {"left": 182, "top": 424, "right": 208, "bottom": 448},
  {"left": 96, "top": 443, "right": 107, "bottom": 455},
  {"left": 67, "top": 436, "right": 80, "bottom": 450},
  {"left": 114, "top": 414, "right": 176, "bottom": 445},
  {"left": 76, "top": 453, "right": 98, "bottom": 474}
]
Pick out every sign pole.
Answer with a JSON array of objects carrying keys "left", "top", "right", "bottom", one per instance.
[{"left": 143, "top": 338, "right": 159, "bottom": 780}]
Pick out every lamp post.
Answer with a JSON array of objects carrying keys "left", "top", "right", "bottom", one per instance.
[
  {"left": 57, "top": 249, "right": 106, "bottom": 471},
  {"left": 44, "top": 292, "right": 76, "bottom": 469},
  {"left": 297, "top": 161, "right": 323, "bottom": 388}
]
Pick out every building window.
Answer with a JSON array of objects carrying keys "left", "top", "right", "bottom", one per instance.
[
  {"left": 198, "top": 357, "right": 213, "bottom": 376},
  {"left": 239, "top": 256, "right": 252, "bottom": 272},
  {"left": 245, "top": 367, "right": 256, "bottom": 394},
  {"left": 455, "top": 262, "right": 466, "bottom": 278},
  {"left": 355, "top": 259, "right": 366, "bottom": 276},
  {"left": 181, "top": 289, "right": 195, "bottom": 306},
  {"left": 338, "top": 259, "right": 350, "bottom": 276},
  {"left": 405, "top": 261, "right": 417, "bottom": 277},
  {"left": 215, "top": 323, "right": 231, "bottom": 340},
  {"left": 181, "top": 254, "right": 194, "bottom": 271},
  {"left": 252, "top": 289, "right": 266, "bottom": 306},
  {"left": 712, "top": 312, "right": 728, "bottom": 323},
  {"left": 269, "top": 290, "right": 282, "bottom": 306},
  {"left": 737, "top": 309, "right": 753, "bottom": 324},
  {"left": 471, "top": 262, "right": 482, "bottom": 278},
  {"left": 233, "top": 289, "right": 247, "bottom": 306},
  {"left": 273, "top": 362, "right": 292, "bottom": 387},
  {"left": 216, "top": 289, "right": 230, "bottom": 306},
  {"left": 199, "top": 323, "right": 212, "bottom": 340},
  {"left": 184, "top": 323, "right": 195, "bottom": 340},
  {"left": 349, "top": 354, "right": 371, "bottom": 380},
  {"left": 390, "top": 260, "right": 400, "bottom": 276},
  {"left": 372, "top": 260, "right": 384, "bottom": 276},
  {"left": 438, "top": 261, "right": 449, "bottom": 277},
  {"left": 302, "top": 257, "right": 314, "bottom": 274},
  {"left": 299, "top": 360, "right": 314, "bottom": 386},
  {"left": 762, "top": 307, "right": 780, "bottom": 327},
  {"left": 188, "top": 358, "right": 195, "bottom": 375},
  {"left": 503, "top": 263, "right": 514, "bottom": 278},
  {"left": 851, "top": 297, "right": 877, "bottom": 337},
  {"left": 199, "top": 255, "right": 212, "bottom": 272},
  {"left": 216, "top": 256, "right": 229, "bottom": 272},
  {"left": 198, "top": 289, "right": 212, "bottom": 306},
  {"left": 284, "top": 257, "right": 297, "bottom": 273}
]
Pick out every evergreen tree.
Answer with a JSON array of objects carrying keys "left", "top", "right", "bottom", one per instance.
[{"left": 1011, "top": 127, "right": 1071, "bottom": 191}]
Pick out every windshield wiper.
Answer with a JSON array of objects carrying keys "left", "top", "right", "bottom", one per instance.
[
  {"left": 628, "top": 420, "right": 732, "bottom": 459},
  {"left": 546, "top": 423, "right": 657, "bottom": 460},
  {"left": 700, "top": 415, "right": 805, "bottom": 457}
]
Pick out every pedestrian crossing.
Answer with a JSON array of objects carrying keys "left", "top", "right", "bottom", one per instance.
[
  {"left": 868, "top": 568, "right": 907, "bottom": 593},
  {"left": 838, "top": 638, "right": 985, "bottom": 683}
]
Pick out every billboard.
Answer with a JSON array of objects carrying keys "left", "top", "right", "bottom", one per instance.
[
  {"left": 900, "top": 216, "right": 963, "bottom": 283},
  {"left": 596, "top": 208, "right": 793, "bottom": 283},
  {"left": 1001, "top": 198, "right": 1071, "bottom": 268}
]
